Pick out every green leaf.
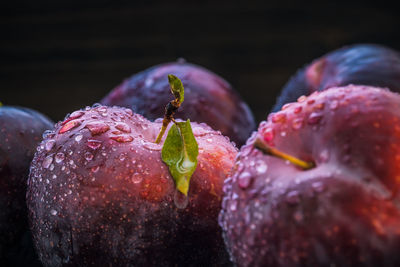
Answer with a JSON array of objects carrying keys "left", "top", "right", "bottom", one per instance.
[
  {"left": 162, "top": 119, "right": 198, "bottom": 195},
  {"left": 168, "top": 74, "right": 184, "bottom": 103},
  {"left": 0, "top": 102, "right": 2, "bottom": 107}
]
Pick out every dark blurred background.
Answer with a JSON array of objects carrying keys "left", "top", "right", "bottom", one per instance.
[{"left": 1, "top": 0, "right": 399, "bottom": 123}]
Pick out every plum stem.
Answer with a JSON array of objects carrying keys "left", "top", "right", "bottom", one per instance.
[
  {"left": 254, "top": 138, "right": 315, "bottom": 170},
  {"left": 155, "top": 75, "right": 184, "bottom": 143}
]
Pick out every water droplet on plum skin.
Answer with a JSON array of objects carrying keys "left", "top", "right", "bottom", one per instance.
[{"left": 174, "top": 190, "right": 189, "bottom": 209}]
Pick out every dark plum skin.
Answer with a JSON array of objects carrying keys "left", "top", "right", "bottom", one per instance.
[
  {"left": 220, "top": 85, "right": 400, "bottom": 266},
  {"left": 27, "top": 105, "right": 237, "bottom": 266},
  {"left": 101, "top": 61, "right": 256, "bottom": 147},
  {"left": 273, "top": 44, "right": 400, "bottom": 111},
  {"left": 0, "top": 106, "right": 53, "bottom": 266}
]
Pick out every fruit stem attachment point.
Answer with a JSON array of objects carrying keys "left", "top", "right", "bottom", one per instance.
[
  {"left": 254, "top": 138, "right": 315, "bottom": 170},
  {"left": 155, "top": 75, "right": 185, "bottom": 144}
]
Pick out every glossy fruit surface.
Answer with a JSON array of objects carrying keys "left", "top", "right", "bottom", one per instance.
[
  {"left": 0, "top": 106, "right": 53, "bottom": 266},
  {"left": 221, "top": 85, "right": 400, "bottom": 267},
  {"left": 274, "top": 44, "right": 400, "bottom": 111},
  {"left": 101, "top": 61, "right": 256, "bottom": 147},
  {"left": 27, "top": 105, "right": 237, "bottom": 266}
]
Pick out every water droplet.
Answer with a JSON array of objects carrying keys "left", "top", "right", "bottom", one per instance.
[
  {"left": 52, "top": 174, "right": 57, "bottom": 179},
  {"left": 141, "top": 124, "right": 148, "bottom": 130},
  {"left": 49, "top": 164, "right": 54, "bottom": 171},
  {"left": 91, "top": 166, "right": 100, "bottom": 173},
  {"left": 293, "top": 106, "right": 302, "bottom": 114},
  {"left": 69, "top": 111, "right": 85, "bottom": 120},
  {"left": 280, "top": 131, "right": 286, "bottom": 137},
  {"left": 286, "top": 191, "right": 300, "bottom": 204},
  {"left": 67, "top": 189, "right": 72, "bottom": 195},
  {"left": 87, "top": 139, "right": 102, "bottom": 149},
  {"left": 42, "top": 156, "right": 53, "bottom": 169},
  {"left": 314, "top": 102, "right": 325, "bottom": 110},
  {"left": 42, "top": 130, "right": 55, "bottom": 139},
  {"left": 84, "top": 152, "right": 93, "bottom": 161},
  {"left": 229, "top": 200, "right": 238, "bottom": 211},
  {"left": 282, "top": 103, "right": 292, "bottom": 110},
  {"left": 312, "top": 181, "right": 325, "bottom": 193},
  {"left": 262, "top": 127, "right": 274, "bottom": 143},
  {"left": 45, "top": 139, "right": 56, "bottom": 151},
  {"left": 143, "top": 141, "right": 161, "bottom": 151},
  {"left": 55, "top": 152, "right": 65, "bottom": 163},
  {"left": 110, "top": 135, "right": 133, "bottom": 143},
  {"left": 75, "top": 134, "right": 83, "bottom": 142},
  {"left": 330, "top": 100, "right": 339, "bottom": 110},
  {"left": 297, "top": 95, "right": 306, "bottom": 102},
  {"left": 50, "top": 209, "right": 58, "bottom": 216},
  {"left": 256, "top": 160, "right": 268, "bottom": 174},
  {"left": 131, "top": 173, "right": 143, "bottom": 184},
  {"left": 86, "top": 122, "right": 110, "bottom": 135},
  {"left": 206, "top": 138, "right": 213, "bottom": 143},
  {"left": 307, "top": 99, "right": 315, "bottom": 105},
  {"left": 115, "top": 123, "right": 131, "bottom": 133},
  {"left": 119, "top": 154, "right": 126, "bottom": 161},
  {"left": 59, "top": 120, "right": 81, "bottom": 134},
  {"left": 308, "top": 112, "right": 323, "bottom": 125},
  {"left": 174, "top": 190, "right": 189, "bottom": 209},
  {"left": 271, "top": 112, "right": 286, "bottom": 123},
  {"left": 319, "top": 149, "right": 329, "bottom": 162},
  {"left": 238, "top": 172, "right": 252, "bottom": 189},
  {"left": 292, "top": 118, "right": 303, "bottom": 130}
]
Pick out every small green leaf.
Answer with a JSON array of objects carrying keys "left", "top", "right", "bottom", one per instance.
[
  {"left": 162, "top": 119, "right": 198, "bottom": 195},
  {"left": 168, "top": 74, "right": 184, "bottom": 103}
]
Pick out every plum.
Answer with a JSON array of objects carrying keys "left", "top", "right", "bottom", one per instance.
[
  {"left": 27, "top": 104, "right": 237, "bottom": 266},
  {"left": 101, "top": 61, "right": 256, "bottom": 147},
  {"left": 220, "top": 85, "right": 400, "bottom": 266},
  {"left": 273, "top": 44, "right": 400, "bottom": 111},
  {"left": 0, "top": 105, "right": 53, "bottom": 266}
]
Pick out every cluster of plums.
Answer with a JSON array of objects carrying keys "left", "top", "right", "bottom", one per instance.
[{"left": 2, "top": 44, "right": 400, "bottom": 267}]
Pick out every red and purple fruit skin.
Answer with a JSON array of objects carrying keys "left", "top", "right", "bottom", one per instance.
[
  {"left": 0, "top": 106, "right": 53, "bottom": 266},
  {"left": 273, "top": 44, "right": 400, "bottom": 111},
  {"left": 220, "top": 85, "right": 400, "bottom": 267},
  {"left": 27, "top": 105, "right": 237, "bottom": 266},
  {"left": 101, "top": 61, "right": 256, "bottom": 147}
]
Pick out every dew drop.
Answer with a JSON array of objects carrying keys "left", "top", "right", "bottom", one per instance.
[
  {"left": 45, "top": 140, "right": 56, "bottom": 151},
  {"left": 91, "top": 166, "right": 100, "bottom": 173},
  {"left": 319, "top": 149, "right": 329, "bottom": 162},
  {"left": 330, "top": 100, "right": 339, "bottom": 110},
  {"left": 42, "top": 156, "right": 53, "bottom": 169},
  {"left": 238, "top": 172, "right": 252, "bottom": 189},
  {"left": 312, "top": 181, "right": 325, "bottom": 193},
  {"left": 174, "top": 190, "right": 189, "bottom": 209},
  {"left": 143, "top": 141, "right": 161, "bottom": 151},
  {"left": 229, "top": 200, "right": 238, "bottom": 211},
  {"left": 115, "top": 123, "right": 131, "bottom": 133},
  {"left": 292, "top": 118, "right": 303, "bottom": 130},
  {"left": 131, "top": 173, "right": 143, "bottom": 184},
  {"left": 256, "top": 160, "right": 268, "bottom": 174},
  {"left": 307, "top": 99, "right": 315, "bottom": 105},
  {"left": 59, "top": 120, "right": 81, "bottom": 134},
  {"left": 282, "top": 103, "right": 292, "bottom": 110},
  {"left": 87, "top": 139, "right": 102, "bottom": 150},
  {"left": 75, "top": 134, "right": 83, "bottom": 142},
  {"left": 262, "top": 127, "right": 274, "bottom": 143},
  {"left": 297, "top": 95, "right": 306, "bottom": 102},
  {"left": 271, "top": 112, "right": 286, "bottom": 123},
  {"left": 308, "top": 112, "right": 323, "bottom": 125},
  {"left": 84, "top": 152, "right": 94, "bottom": 161},
  {"left": 42, "top": 130, "right": 55, "bottom": 139},
  {"left": 86, "top": 122, "right": 110, "bottom": 135},
  {"left": 49, "top": 164, "right": 54, "bottom": 171},
  {"left": 110, "top": 135, "right": 133, "bottom": 143},
  {"left": 293, "top": 106, "right": 302, "bottom": 114},
  {"left": 206, "top": 138, "right": 213, "bottom": 143},
  {"left": 55, "top": 152, "right": 65, "bottom": 163},
  {"left": 286, "top": 191, "right": 300, "bottom": 204},
  {"left": 119, "top": 154, "right": 126, "bottom": 161},
  {"left": 50, "top": 209, "right": 58, "bottom": 216}
]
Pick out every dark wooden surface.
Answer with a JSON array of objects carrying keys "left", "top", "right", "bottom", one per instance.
[{"left": 1, "top": 1, "right": 399, "bottom": 123}]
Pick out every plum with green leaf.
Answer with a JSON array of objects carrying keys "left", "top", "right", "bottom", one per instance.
[
  {"left": 27, "top": 76, "right": 237, "bottom": 266},
  {"left": 0, "top": 103, "right": 53, "bottom": 266},
  {"left": 101, "top": 61, "right": 256, "bottom": 147}
]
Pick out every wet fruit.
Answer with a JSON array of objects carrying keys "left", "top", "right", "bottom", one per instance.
[
  {"left": 273, "top": 44, "right": 400, "bottom": 111},
  {"left": 27, "top": 104, "right": 237, "bottom": 266},
  {"left": 220, "top": 85, "right": 400, "bottom": 267},
  {"left": 0, "top": 105, "right": 53, "bottom": 266},
  {"left": 100, "top": 61, "right": 256, "bottom": 147}
]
